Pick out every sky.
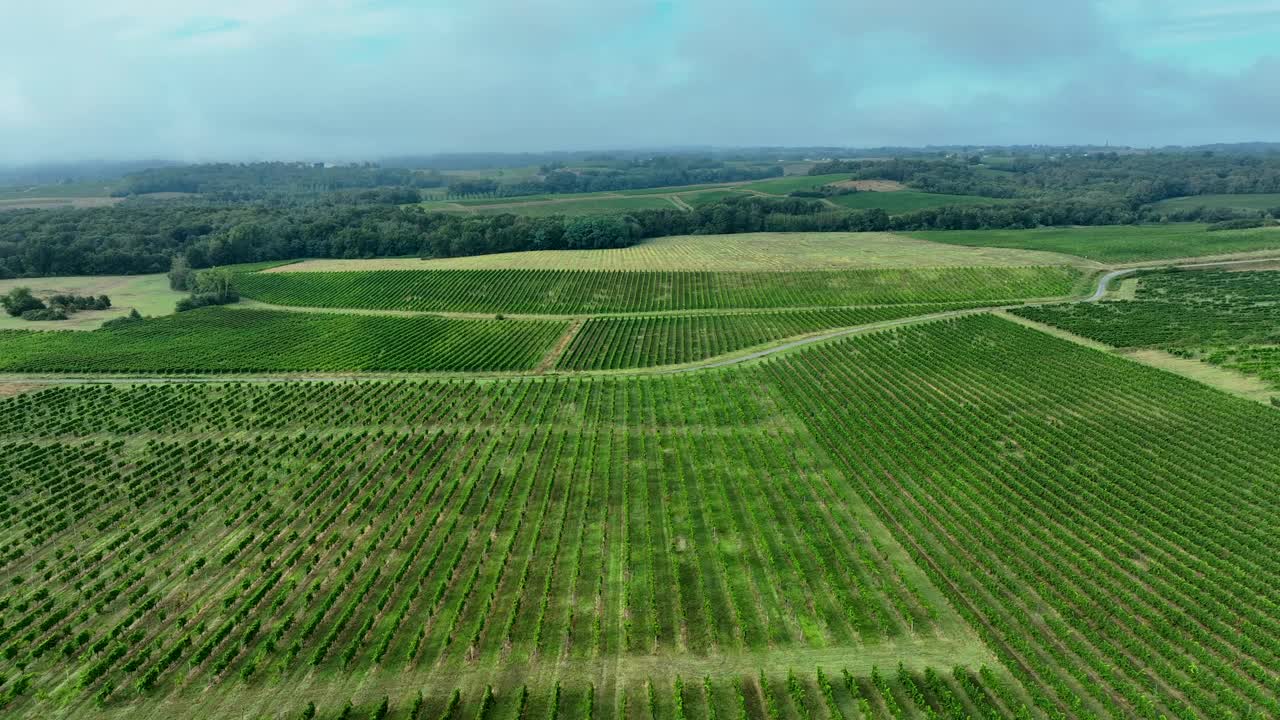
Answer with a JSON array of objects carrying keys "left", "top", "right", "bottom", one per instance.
[{"left": 1, "top": 0, "right": 1278, "bottom": 163}]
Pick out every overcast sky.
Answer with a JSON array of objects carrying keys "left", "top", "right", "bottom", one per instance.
[{"left": 1, "top": 0, "right": 1278, "bottom": 163}]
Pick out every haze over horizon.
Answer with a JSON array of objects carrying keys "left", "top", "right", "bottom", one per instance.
[{"left": 2, "top": 0, "right": 1279, "bottom": 164}]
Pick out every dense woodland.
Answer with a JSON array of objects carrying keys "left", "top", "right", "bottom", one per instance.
[
  {"left": 2, "top": 150, "right": 1280, "bottom": 277},
  {"left": 812, "top": 152, "right": 1280, "bottom": 205}
]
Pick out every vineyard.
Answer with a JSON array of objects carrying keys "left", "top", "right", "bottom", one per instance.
[
  {"left": 1014, "top": 269, "right": 1280, "bottom": 387},
  {"left": 768, "top": 315, "right": 1280, "bottom": 719},
  {"left": 556, "top": 304, "right": 980, "bottom": 370},
  {"left": 0, "top": 307, "right": 567, "bottom": 373},
  {"left": 0, "top": 366, "right": 1002, "bottom": 718},
  {"left": 913, "top": 223, "right": 1280, "bottom": 262},
  {"left": 235, "top": 266, "right": 1085, "bottom": 314}
]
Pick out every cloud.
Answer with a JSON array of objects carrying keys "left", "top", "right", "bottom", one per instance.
[{"left": 0, "top": 0, "right": 1276, "bottom": 163}]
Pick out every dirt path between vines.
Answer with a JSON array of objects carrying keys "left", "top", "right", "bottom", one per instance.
[{"left": 536, "top": 319, "right": 584, "bottom": 373}]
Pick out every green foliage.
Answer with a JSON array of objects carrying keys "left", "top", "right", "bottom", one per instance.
[
  {"left": 0, "top": 307, "right": 568, "bottom": 373},
  {"left": 557, "top": 304, "right": 984, "bottom": 370},
  {"left": 768, "top": 315, "right": 1280, "bottom": 719},
  {"left": 915, "top": 222, "right": 1280, "bottom": 262},
  {"left": 1015, "top": 269, "right": 1280, "bottom": 387},
  {"left": 2, "top": 287, "right": 45, "bottom": 317},
  {"left": 237, "top": 266, "right": 1081, "bottom": 314}
]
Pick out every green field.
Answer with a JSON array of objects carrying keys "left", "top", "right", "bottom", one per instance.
[
  {"left": 5, "top": 314, "right": 1280, "bottom": 718},
  {"left": 469, "top": 195, "right": 680, "bottom": 217},
  {"left": 273, "top": 232, "right": 1088, "bottom": 273},
  {"left": 912, "top": 223, "right": 1280, "bottom": 262},
  {"left": 0, "top": 350, "right": 1001, "bottom": 719},
  {"left": 827, "top": 191, "right": 1003, "bottom": 214},
  {"left": 236, "top": 266, "right": 1085, "bottom": 314},
  {"left": 0, "top": 307, "right": 566, "bottom": 373},
  {"left": 1151, "top": 193, "right": 1280, "bottom": 213},
  {"left": 766, "top": 315, "right": 1280, "bottom": 719},
  {"left": 1014, "top": 269, "right": 1280, "bottom": 387},
  {"left": 556, "top": 304, "right": 980, "bottom": 370},
  {"left": 0, "top": 275, "right": 184, "bottom": 331}
]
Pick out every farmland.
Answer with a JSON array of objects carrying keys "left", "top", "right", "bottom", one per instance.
[
  {"left": 268, "top": 232, "right": 1088, "bottom": 272},
  {"left": 826, "top": 191, "right": 1001, "bottom": 214},
  {"left": 236, "top": 266, "right": 1085, "bottom": 314},
  {"left": 1014, "top": 268, "right": 1280, "bottom": 388},
  {"left": 555, "top": 304, "right": 982, "bottom": 370},
  {"left": 912, "top": 223, "right": 1280, "bottom": 262},
  {"left": 417, "top": 174, "right": 1008, "bottom": 218},
  {"left": 768, "top": 315, "right": 1280, "bottom": 719},
  {"left": 0, "top": 362, "right": 1001, "bottom": 718},
  {"left": 0, "top": 307, "right": 567, "bottom": 373},
  {"left": 1150, "top": 192, "right": 1280, "bottom": 213},
  {"left": 0, "top": 275, "right": 182, "bottom": 331}
]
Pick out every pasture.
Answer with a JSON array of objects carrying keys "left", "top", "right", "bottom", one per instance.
[{"left": 0, "top": 275, "right": 183, "bottom": 331}]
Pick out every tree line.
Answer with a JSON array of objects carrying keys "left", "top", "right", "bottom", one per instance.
[
  {"left": 7, "top": 192, "right": 1237, "bottom": 278},
  {"left": 810, "top": 151, "right": 1280, "bottom": 207}
]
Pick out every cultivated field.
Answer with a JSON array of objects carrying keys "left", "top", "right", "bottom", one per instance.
[
  {"left": 826, "top": 191, "right": 1001, "bottom": 213},
  {"left": 0, "top": 363, "right": 1004, "bottom": 719},
  {"left": 1150, "top": 192, "right": 1280, "bottom": 213},
  {"left": 1015, "top": 268, "right": 1280, "bottom": 388},
  {"left": 237, "top": 266, "right": 1085, "bottom": 314},
  {"left": 912, "top": 223, "right": 1280, "bottom": 262},
  {"left": 5, "top": 221, "right": 1280, "bottom": 720},
  {"left": 0, "top": 308, "right": 567, "bottom": 373},
  {"left": 266, "top": 233, "right": 1089, "bottom": 273}
]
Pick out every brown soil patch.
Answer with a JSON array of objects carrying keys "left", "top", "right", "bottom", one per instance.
[
  {"left": 831, "top": 180, "right": 907, "bottom": 192},
  {"left": 0, "top": 383, "right": 44, "bottom": 398}
]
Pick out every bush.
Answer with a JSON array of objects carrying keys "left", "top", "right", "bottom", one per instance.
[
  {"left": 101, "top": 309, "right": 144, "bottom": 329},
  {"left": 2, "top": 287, "right": 45, "bottom": 317},
  {"left": 20, "top": 308, "right": 68, "bottom": 321},
  {"left": 176, "top": 291, "right": 239, "bottom": 313},
  {"left": 1207, "top": 218, "right": 1277, "bottom": 231}
]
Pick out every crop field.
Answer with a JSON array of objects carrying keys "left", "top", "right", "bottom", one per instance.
[
  {"left": 555, "top": 304, "right": 980, "bottom": 370},
  {"left": 766, "top": 315, "right": 1280, "bottom": 719},
  {"left": 268, "top": 232, "right": 1087, "bottom": 273},
  {"left": 1150, "top": 193, "right": 1280, "bottom": 213},
  {"left": 826, "top": 191, "right": 1002, "bottom": 214},
  {"left": 913, "top": 223, "right": 1280, "bottom": 262},
  {"left": 236, "top": 266, "right": 1084, "bottom": 314},
  {"left": 0, "top": 365, "right": 1004, "bottom": 718},
  {"left": 1014, "top": 269, "right": 1280, "bottom": 387},
  {"left": 0, "top": 307, "right": 566, "bottom": 373},
  {"left": 468, "top": 196, "right": 680, "bottom": 217}
]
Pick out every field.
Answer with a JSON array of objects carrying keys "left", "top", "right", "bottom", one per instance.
[
  {"left": 826, "top": 191, "right": 1002, "bottom": 213},
  {"left": 0, "top": 275, "right": 184, "bottom": 331},
  {"left": 0, "top": 307, "right": 567, "bottom": 373},
  {"left": 913, "top": 223, "right": 1280, "bottom": 262},
  {"left": 766, "top": 316, "right": 1280, "bottom": 719},
  {"left": 1014, "top": 268, "right": 1280, "bottom": 388},
  {"left": 1151, "top": 193, "right": 1280, "bottom": 213},
  {"left": 267, "top": 232, "right": 1090, "bottom": 273},
  {"left": 237, "top": 266, "right": 1084, "bottom": 314},
  {"left": 0, "top": 354, "right": 1003, "bottom": 719},
  {"left": 5, "top": 314, "right": 1280, "bottom": 718},
  {"left": 416, "top": 174, "right": 997, "bottom": 218},
  {"left": 555, "top": 304, "right": 981, "bottom": 370},
  {"left": 7, "top": 220, "right": 1280, "bottom": 720}
]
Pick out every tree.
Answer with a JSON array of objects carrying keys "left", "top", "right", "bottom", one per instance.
[
  {"left": 168, "top": 255, "right": 194, "bottom": 291},
  {"left": 193, "top": 267, "right": 236, "bottom": 302},
  {"left": 2, "top": 287, "right": 46, "bottom": 317},
  {"left": 300, "top": 701, "right": 316, "bottom": 720}
]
